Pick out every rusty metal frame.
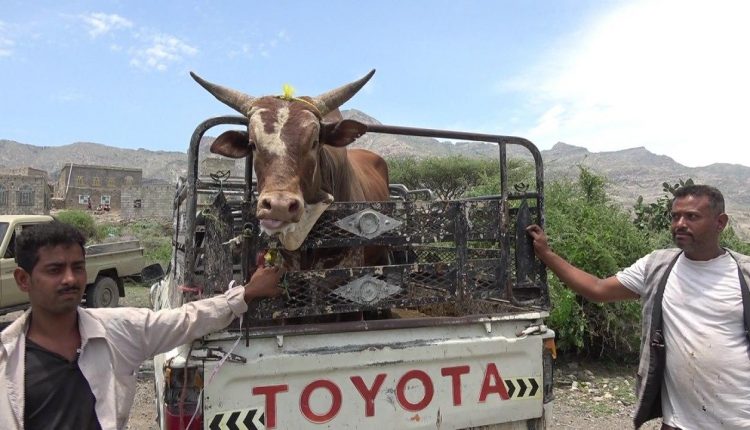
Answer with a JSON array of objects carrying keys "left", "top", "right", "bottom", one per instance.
[{"left": 181, "top": 116, "right": 547, "bottom": 312}]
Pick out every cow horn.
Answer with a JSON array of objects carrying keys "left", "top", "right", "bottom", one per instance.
[
  {"left": 190, "top": 72, "right": 256, "bottom": 116},
  {"left": 311, "top": 69, "right": 375, "bottom": 116}
]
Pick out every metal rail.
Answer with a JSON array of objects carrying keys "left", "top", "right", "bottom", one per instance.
[{"left": 183, "top": 116, "right": 546, "bottom": 293}]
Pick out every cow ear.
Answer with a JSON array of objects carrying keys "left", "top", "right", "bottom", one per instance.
[
  {"left": 210, "top": 130, "right": 251, "bottom": 158},
  {"left": 320, "top": 119, "right": 368, "bottom": 147}
]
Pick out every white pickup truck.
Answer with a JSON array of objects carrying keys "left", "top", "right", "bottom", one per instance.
[
  {"left": 151, "top": 117, "right": 555, "bottom": 430},
  {"left": 0, "top": 214, "right": 147, "bottom": 314}
]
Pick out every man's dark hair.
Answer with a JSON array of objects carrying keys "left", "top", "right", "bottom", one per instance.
[
  {"left": 672, "top": 184, "right": 725, "bottom": 215},
  {"left": 15, "top": 221, "right": 87, "bottom": 272}
]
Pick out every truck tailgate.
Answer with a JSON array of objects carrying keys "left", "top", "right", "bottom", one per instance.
[{"left": 202, "top": 316, "right": 549, "bottom": 429}]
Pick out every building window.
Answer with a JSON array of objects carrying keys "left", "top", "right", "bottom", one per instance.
[
  {"left": 107, "top": 178, "right": 116, "bottom": 187},
  {"left": 92, "top": 177, "right": 101, "bottom": 187},
  {"left": 124, "top": 176, "right": 134, "bottom": 186},
  {"left": 76, "top": 176, "right": 86, "bottom": 186},
  {"left": 17, "top": 185, "right": 34, "bottom": 206},
  {"left": 78, "top": 195, "right": 91, "bottom": 204},
  {"left": 101, "top": 195, "right": 111, "bottom": 205},
  {"left": 0, "top": 185, "right": 6, "bottom": 206},
  {"left": 133, "top": 199, "right": 142, "bottom": 208}
]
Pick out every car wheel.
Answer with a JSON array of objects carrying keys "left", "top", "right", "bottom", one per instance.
[{"left": 86, "top": 276, "right": 119, "bottom": 308}]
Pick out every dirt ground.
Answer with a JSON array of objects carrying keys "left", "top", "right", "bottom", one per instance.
[{"left": 126, "top": 358, "right": 664, "bottom": 429}]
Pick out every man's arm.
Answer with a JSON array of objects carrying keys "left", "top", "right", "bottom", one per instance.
[
  {"left": 526, "top": 224, "right": 638, "bottom": 303},
  {"left": 123, "top": 266, "right": 283, "bottom": 361}
]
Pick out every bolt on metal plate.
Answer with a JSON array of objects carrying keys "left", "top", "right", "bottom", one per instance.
[
  {"left": 334, "top": 209, "right": 402, "bottom": 239},
  {"left": 333, "top": 275, "right": 401, "bottom": 305}
]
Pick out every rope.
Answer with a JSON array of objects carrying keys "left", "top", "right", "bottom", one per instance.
[{"left": 185, "top": 280, "right": 243, "bottom": 428}]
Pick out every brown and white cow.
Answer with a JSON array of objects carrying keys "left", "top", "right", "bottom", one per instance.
[{"left": 190, "top": 69, "right": 389, "bottom": 265}]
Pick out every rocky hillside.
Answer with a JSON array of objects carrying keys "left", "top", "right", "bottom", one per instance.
[{"left": 3, "top": 109, "right": 750, "bottom": 234}]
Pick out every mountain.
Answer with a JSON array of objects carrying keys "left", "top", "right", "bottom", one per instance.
[
  {"left": 4, "top": 110, "right": 750, "bottom": 235},
  {"left": 0, "top": 139, "right": 190, "bottom": 183}
]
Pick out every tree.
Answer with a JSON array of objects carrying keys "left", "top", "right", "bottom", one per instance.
[{"left": 387, "top": 155, "right": 533, "bottom": 199}]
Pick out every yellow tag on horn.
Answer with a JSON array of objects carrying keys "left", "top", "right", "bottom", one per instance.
[{"left": 282, "top": 83, "right": 295, "bottom": 100}]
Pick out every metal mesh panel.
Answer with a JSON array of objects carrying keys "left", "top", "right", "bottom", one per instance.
[
  {"left": 298, "top": 200, "right": 457, "bottom": 246},
  {"left": 199, "top": 195, "right": 548, "bottom": 320},
  {"left": 251, "top": 262, "right": 457, "bottom": 319}
]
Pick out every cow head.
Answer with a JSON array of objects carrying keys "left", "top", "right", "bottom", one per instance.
[{"left": 190, "top": 70, "right": 374, "bottom": 250}]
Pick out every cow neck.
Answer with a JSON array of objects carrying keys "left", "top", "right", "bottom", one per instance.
[
  {"left": 277, "top": 197, "right": 332, "bottom": 251},
  {"left": 318, "top": 145, "right": 355, "bottom": 201}
]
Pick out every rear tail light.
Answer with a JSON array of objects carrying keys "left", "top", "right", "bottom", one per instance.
[
  {"left": 165, "top": 404, "right": 202, "bottom": 430},
  {"left": 164, "top": 366, "right": 203, "bottom": 430}
]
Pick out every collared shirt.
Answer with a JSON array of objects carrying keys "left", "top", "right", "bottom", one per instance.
[{"left": 1, "top": 286, "right": 248, "bottom": 430}]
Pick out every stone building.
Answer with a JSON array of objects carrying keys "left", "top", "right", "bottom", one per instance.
[
  {"left": 120, "top": 181, "right": 175, "bottom": 221},
  {"left": 120, "top": 158, "right": 241, "bottom": 221},
  {"left": 0, "top": 167, "right": 50, "bottom": 215},
  {"left": 55, "top": 163, "right": 142, "bottom": 210}
]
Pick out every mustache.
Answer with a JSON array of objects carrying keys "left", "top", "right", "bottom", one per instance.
[{"left": 58, "top": 285, "right": 81, "bottom": 293}]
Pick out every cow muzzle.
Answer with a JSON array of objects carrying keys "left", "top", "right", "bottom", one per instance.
[{"left": 257, "top": 191, "right": 305, "bottom": 231}]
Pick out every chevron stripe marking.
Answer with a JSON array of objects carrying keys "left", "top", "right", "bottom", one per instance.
[
  {"left": 209, "top": 409, "right": 265, "bottom": 430},
  {"left": 504, "top": 379, "right": 516, "bottom": 398},
  {"left": 226, "top": 411, "right": 241, "bottom": 430},
  {"left": 242, "top": 409, "right": 254, "bottom": 430},
  {"left": 517, "top": 379, "right": 528, "bottom": 398},
  {"left": 528, "top": 378, "right": 539, "bottom": 397},
  {"left": 209, "top": 413, "right": 223, "bottom": 430},
  {"left": 244, "top": 408, "right": 265, "bottom": 430},
  {"left": 504, "top": 378, "right": 541, "bottom": 399}
]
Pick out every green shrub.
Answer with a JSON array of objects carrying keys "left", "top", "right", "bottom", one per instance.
[
  {"left": 721, "top": 226, "right": 750, "bottom": 254},
  {"left": 141, "top": 236, "right": 172, "bottom": 266},
  {"left": 55, "top": 210, "right": 98, "bottom": 241},
  {"left": 120, "top": 220, "right": 173, "bottom": 266},
  {"left": 96, "top": 224, "right": 122, "bottom": 239},
  {"left": 545, "top": 172, "right": 650, "bottom": 360}
]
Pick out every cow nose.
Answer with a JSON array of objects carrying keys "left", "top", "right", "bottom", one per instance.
[{"left": 258, "top": 192, "right": 304, "bottom": 222}]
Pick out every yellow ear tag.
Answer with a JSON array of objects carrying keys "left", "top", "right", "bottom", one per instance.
[{"left": 282, "top": 84, "right": 296, "bottom": 101}]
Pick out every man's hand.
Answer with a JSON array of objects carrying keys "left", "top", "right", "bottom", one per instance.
[
  {"left": 525, "top": 223, "right": 637, "bottom": 302},
  {"left": 526, "top": 224, "right": 551, "bottom": 258},
  {"left": 244, "top": 266, "right": 283, "bottom": 304}
]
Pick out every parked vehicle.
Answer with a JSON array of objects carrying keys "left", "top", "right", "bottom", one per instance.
[
  {"left": 0, "top": 214, "right": 148, "bottom": 314},
  {"left": 151, "top": 116, "right": 555, "bottom": 429}
]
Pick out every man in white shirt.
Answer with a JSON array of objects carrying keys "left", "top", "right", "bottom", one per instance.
[
  {"left": 526, "top": 185, "right": 750, "bottom": 430},
  {"left": 0, "top": 221, "right": 282, "bottom": 429}
]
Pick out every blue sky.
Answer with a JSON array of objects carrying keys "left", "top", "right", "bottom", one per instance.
[{"left": 1, "top": 0, "right": 748, "bottom": 167}]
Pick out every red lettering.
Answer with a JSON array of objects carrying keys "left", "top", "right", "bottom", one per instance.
[
  {"left": 252, "top": 384, "right": 288, "bottom": 429},
  {"left": 478, "top": 363, "right": 509, "bottom": 402},
  {"left": 396, "top": 370, "right": 434, "bottom": 412},
  {"left": 300, "top": 379, "right": 342, "bottom": 423},
  {"left": 441, "top": 365, "right": 470, "bottom": 406},
  {"left": 351, "top": 374, "right": 386, "bottom": 417}
]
